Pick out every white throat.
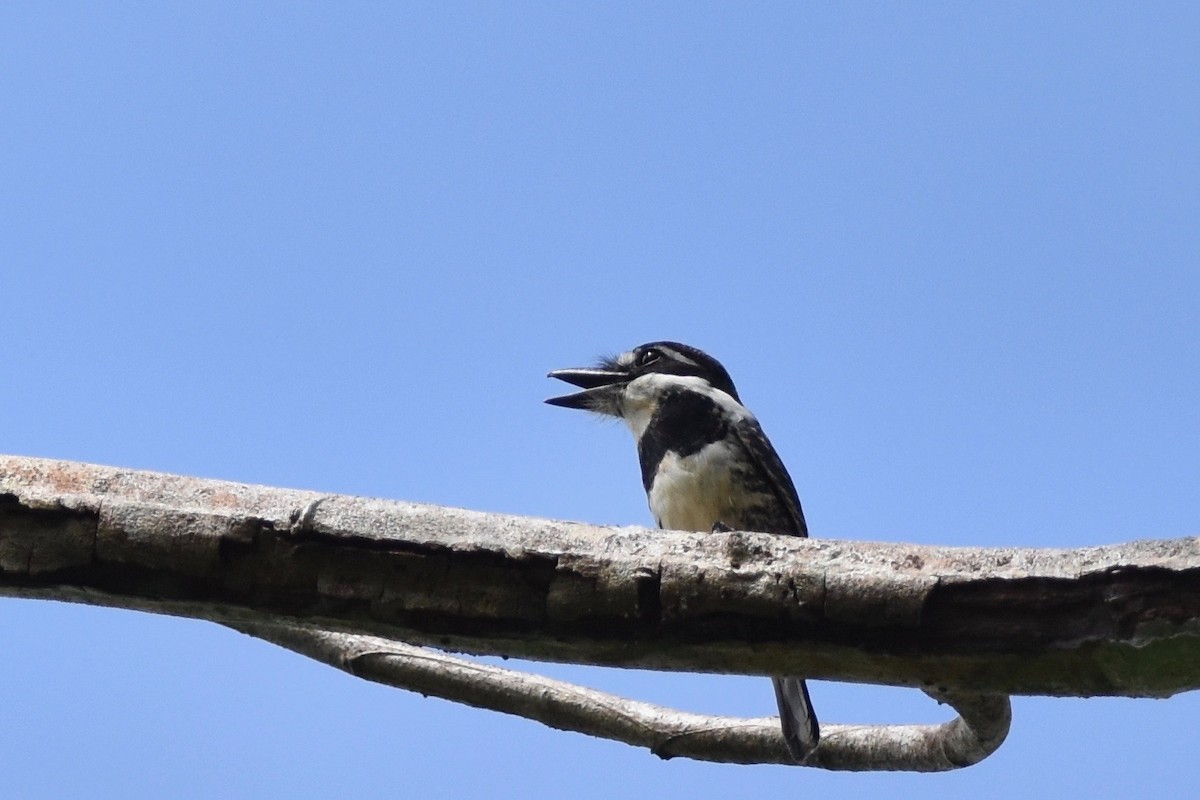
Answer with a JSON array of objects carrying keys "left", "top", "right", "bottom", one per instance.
[{"left": 618, "top": 373, "right": 748, "bottom": 441}]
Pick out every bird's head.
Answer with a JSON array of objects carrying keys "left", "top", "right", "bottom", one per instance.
[{"left": 545, "top": 341, "right": 741, "bottom": 419}]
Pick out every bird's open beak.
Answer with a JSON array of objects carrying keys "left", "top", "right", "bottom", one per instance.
[{"left": 545, "top": 367, "right": 629, "bottom": 412}]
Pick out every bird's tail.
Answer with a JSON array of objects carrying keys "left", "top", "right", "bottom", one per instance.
[{"left": 772, "top": 675, "right": 819, "bottom": 763}]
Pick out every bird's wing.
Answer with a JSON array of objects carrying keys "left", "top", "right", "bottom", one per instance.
[
  {"left": 732, "top": 415, "right": 809, "bottom": 538},
  {"left": 734, "top": 414, "right": 818, "bottom": 762}
]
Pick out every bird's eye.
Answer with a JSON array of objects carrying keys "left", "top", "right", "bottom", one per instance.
[{"left": 638, "top": 348, "right": 661, "bottom": 366}]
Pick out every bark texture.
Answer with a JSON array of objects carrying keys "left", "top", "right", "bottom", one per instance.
[{"left": 2, "top": 456, "right": 1197, "bottom": 769}]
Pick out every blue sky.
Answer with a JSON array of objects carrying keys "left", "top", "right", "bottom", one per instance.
[{"left": 3, "top": 3, "right": 1198, "bottom": 797}]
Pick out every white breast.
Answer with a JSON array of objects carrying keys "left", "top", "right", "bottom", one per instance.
[{"left": 647, "top": 440, "right": 740, "bottom": 532}]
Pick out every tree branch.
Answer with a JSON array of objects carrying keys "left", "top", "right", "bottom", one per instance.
[
  {"left": 1, "top": 455, "right": 1196, "bottom": 770},
  {"left": 226, "top": 622, "right": 1010, "bottom": 771}
]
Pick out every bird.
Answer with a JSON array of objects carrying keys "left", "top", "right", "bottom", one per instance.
[{"left": 545, "top": 340, "right": 818, "bottom": 763}]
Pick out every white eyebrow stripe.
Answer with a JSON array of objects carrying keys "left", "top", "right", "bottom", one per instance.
[{"left": 658, "top": 345, "right": 697, "bottom": 367}]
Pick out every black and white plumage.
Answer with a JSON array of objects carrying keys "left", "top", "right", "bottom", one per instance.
[{"left": 546, "top": 341, "right": 819, "bottom": 763}]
